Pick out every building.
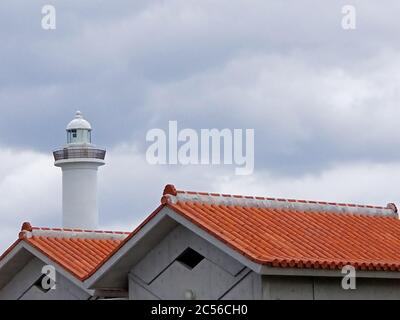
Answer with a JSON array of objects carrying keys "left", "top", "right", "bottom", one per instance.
[
  {"left": 0, "top": 224, "right": 128, "bottom": 299},
  {"left": 86, "top": 185, "right": 400, "bottom": 300},
  {"left": 2, "top": 113, "right": 400, "bottom": 300}
]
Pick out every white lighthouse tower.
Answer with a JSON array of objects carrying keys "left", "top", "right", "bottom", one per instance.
[{"left": 53, "top": 111, "right": 106, "bottom": 229}]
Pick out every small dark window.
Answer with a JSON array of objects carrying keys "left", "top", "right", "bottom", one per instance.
[
  {"left": 34, "top": 274, "right": 51, "bottom": 293},
  {"left": 176, "top": 247, "right": 204, "bottom": 269}
]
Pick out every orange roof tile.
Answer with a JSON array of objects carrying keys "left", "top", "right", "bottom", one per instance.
[
  {"left": 4, "top": 184, "right": 400, "bottom": 282},
  {"left": 2, "top": 223, "right": 129, "bottom": 280},
  {"left": 161, "top": 185, "right": 400, "bottom": 272}
]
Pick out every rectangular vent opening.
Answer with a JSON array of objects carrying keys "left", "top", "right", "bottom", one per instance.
[{"left": 176, "top": 247, "right": 204, "bottom": 269}]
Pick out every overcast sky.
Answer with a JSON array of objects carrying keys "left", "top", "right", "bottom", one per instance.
[{"left": 1, "top": 0, "right": 400, "bottom": 251}]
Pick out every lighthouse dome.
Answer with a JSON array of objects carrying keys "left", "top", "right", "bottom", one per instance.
[
  {"left": 66, "top": 111, "right": 93, "bottom": 145},
  {"left": 66, "top": 111, "right": 92, "bottom": 130}
]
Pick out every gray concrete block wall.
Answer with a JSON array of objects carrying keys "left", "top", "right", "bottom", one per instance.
[
  {"left": 314, "top": 277, "right": 400, "bottom": 300},
  {"left": 263, "top": 275, "right": 400, "bottom": 300},
  {"left": 138, "top": 259, "right": 241, "bottom": 299},
  {"left": 20, "top": 272, "right": 90, "bottom": 300},
  {"left": 0, "top": 257, "right": 44, "bottom": 300},
  {"left": 132, "top": 225, "right": 244, "bottom": 283},
  {"left": 221, "top": 271, "right": 262, "bottom": 300},
  {"left": 129, "top": 225, "right": 261, "bottom": 300},
  {"left": 0, "top": 257, "right": 90, "bottom": 300},
  {"left": 128, "top": 223, "right": 400, "bottom": 300},
  {"left": 262, "top": 276, "right": 314, "bottom": 300}
]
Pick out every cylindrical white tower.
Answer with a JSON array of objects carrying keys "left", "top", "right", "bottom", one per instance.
[{"left": 53, "top": 111, "right": 105, "bottom": 229}]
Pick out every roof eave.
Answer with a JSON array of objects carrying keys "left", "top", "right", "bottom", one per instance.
[{"left": 259, "top": 264, "right": 400, "bottom": 279}]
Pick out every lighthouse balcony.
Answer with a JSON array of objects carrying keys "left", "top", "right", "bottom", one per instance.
[{"left": 53, "top": 148, "right": 106, "bottom": 161}]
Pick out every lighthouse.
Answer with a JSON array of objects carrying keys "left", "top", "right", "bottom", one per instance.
[{"left": 53, "top": 111, "right": 106, "bottom": 229}]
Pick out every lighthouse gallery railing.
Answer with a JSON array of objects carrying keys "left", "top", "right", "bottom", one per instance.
[{"left": 53, "top": 148, "right": 106, "bottom": 161}]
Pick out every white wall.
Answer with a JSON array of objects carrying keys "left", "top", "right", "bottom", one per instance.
[{"left": 62, "top": 162, "right": 99, "bottom": 229}]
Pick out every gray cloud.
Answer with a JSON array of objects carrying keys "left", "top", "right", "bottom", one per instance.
[{"left": 1, "top": 0, "right": 400, "bottom": 250}]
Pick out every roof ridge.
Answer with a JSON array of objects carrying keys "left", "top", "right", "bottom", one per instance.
[
  {"left": 161, "top": 184, "right": 398, "bottom": 218},
  {"left": 19, "top": 222, "right": 129, "bottom": 241},
  {"left": 31, "top": 226, "right": 130, "bottom": 234}
]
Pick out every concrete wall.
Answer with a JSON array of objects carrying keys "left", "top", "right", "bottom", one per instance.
[
  {"left": 263, "top": 275, "right": 400, "bottom": 300},
  {"left": 128, "top": 223, "right": 400, "bottom": 300},
  {"left": 0, "top": 257, "right": 90, "bottom": 300},
  {"left": 129, "top": 225, "right": 262, "bottom": 300}
]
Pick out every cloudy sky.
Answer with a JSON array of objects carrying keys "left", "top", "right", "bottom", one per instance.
[{"left": 1, "top": 0, "right": 400, "bottom": 251}]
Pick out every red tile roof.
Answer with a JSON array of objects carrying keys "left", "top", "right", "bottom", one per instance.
[
  {"left": 3, "top": 184, "right": 400, "bottom": 282},
  {"left": 1, "top": 223, "right": 129, "bottom": 280},
  {"left": 161, "top": 185, "right": 400, "bottom": 272}
]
